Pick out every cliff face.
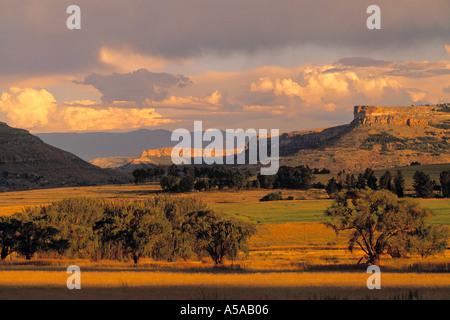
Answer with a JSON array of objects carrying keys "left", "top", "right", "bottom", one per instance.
[
  {"left": 279, "top": 105, "right": 449, "bottom": 172},
  {"left": 352, "top": 106, "right": 429, "bottom": 127}
]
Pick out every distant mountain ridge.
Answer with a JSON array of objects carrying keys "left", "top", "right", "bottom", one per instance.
[
  {"left": 90, "top": 105, "right": 450, "bottom": 173},
  {"left": 35, "top": 129, "right": 174, "bottom": 161}
]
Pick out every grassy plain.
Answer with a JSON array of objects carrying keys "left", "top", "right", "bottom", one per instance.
[
  {"left": 1, "top": 270, "right": 449, "bottom": 300},
  {"left": 0, "top": 172, "right": 449, "bottom": 299}
]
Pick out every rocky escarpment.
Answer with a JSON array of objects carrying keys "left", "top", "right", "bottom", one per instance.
[
  {"left": 352, "top": 106, "right": 429, "bottom": 127},
  {"left": 279, "top": 125, "right": 353, "bottom": 156}
]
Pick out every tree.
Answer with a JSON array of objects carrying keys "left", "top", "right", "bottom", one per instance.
[
  {"left": 257, "top": 173, "right": 276, "bottom": 189},
  {"left": 413, "top": 171, "right": 434, "bottom": 198},
  {"left": 274, "top": 165, "right": 313, "bottom": 190},
  {"left": 0, "top": 216, "right": 20, "bottom": 260},
  {"left": 364, "top": 168, "right": 378, "bottom": 190},
  {"left": 356, "top": 173, "right": 366, "bottom": 189},
  {"left": 179, "top": 175, "right": 195, "bottom": 192},
  {"left": 378, "top": 171, "right": 393, "bottom": 191},
  {"left": 94, "top": 202, "right": 168, "bottom": 264},
  {"left": 194, "top": 179, "right": 211, "bottom": 191},
  {"left": 440, "top": 171, "right": 450, "bottom": 198},
  {"left": 13, "top": 214, "right": 67, "bottom": 260},
  {"left": 344, "top": 174, "right": 357, "bottom": 189},
  {"left": 132, "top": 168, "right": 148, "bottom": 184},
  {"left": 188, "top": 210, "right": 256, "bottom": 265},
  {"left": 406, "top": 224, "right": 448, "bottom": 258},
  {"left": 168, "top": 164, "right": 180, "bottom": 177},
  {"left": 324, "top": 189, "right": 447, "bottom": 264},
  {"left": 326, "top": 177, "right": 342, "bottom": 197},
  {"left": 160, "top": 175, "right": 180, "bottom": 192},
  {"left": 393, "top": 170, "right": 405, "bottom": 198}
]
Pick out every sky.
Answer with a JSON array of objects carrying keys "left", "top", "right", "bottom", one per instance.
[{"left": 0, "top": 0, "right": 450, "bottom": 133}]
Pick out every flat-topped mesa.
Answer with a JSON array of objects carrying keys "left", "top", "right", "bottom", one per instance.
[{"left": 352, "top": 105, "right": 428, "bottom": 127}]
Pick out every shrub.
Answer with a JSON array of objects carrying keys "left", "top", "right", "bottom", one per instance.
[{"left": 259, "top": 192, "right": 283, "bottom": 202}]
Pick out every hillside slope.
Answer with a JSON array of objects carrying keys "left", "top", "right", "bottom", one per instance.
[
  {"left": 0, "top": 123, "right": 131, "bottom": 191},
  {"left": 88, "top": 105, "right": 449, "bottom": 173},
  {"left": 280, "top": 105, "right": 450, "bottom": 172}
]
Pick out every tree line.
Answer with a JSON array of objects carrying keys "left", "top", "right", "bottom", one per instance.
[
  {"left": 326, "top": 168, "right": 450, "bottom": 199},
  {"left": 0, "top": 197, "right": 255, "bottom": 265},
  {"left": 133, "top": 164, "right": 316, "bottom": 193}
]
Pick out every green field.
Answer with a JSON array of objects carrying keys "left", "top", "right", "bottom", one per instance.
[
  {"left": 215, "top": 199, "right": 333, "bottom": 224},
  {"left": 216, "top": 196, "right": 450, "bottom": 225},
  {"left": 1, "top": 183, "right": 449, "bottom": 225}
]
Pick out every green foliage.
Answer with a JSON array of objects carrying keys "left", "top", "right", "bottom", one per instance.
[
  {"left": 187, "top": 210, "right": 256, "bottom": 264},
  {"left": 4, "top": 210, "right": 69, "bottom": 260},
  {"left": 413, "top": 170, "right": 435, "bottom": 198},
  {"left": 0, "top": 216, "right": 21, "bottom": 260},
  {"left": 132, "top": 167, "right": 165, "bottom": 184},
  {"left": 94, "top": 201, "right": 169, "bottom": 263},
  {"left": 393, "top": 170, "right": 405, "bottom": 198},
  {"left": 389, "top": 223, "right": 449, "bottom": 259},
  {"left": 378, "top": 171, "right": 394, "bottom": 192},
  {"left": 160, "top": 175, "right": 180, "bottom": 192},
  {"left": 326, "top": 177, "right": 343, "bottom": 197},
  {"left": 363, "top": 168, "right": 378, "bottom": 190},
  {"left": 179, "top": 175, "right": 196, "bottom": 192},
  {"left": 259, "top": 192, "right": 283, "bottom": 202},
  {"left": 274, "top": 165, "right": 313, "bottom": 190},
  {"left": 3, "top": 196, "right": 255, "bottom": 265},
  {"left": 324, "top": 189, "right": 448, "bottom": 264},
  {"left": 194, "top": 179, "right": 211, "bottom": 191},
  {"left": 257, "top": 174, "right": 276, "bottom": 189},
  {"left": 440, "top": 171, "right": 450, "bottom": 198}
]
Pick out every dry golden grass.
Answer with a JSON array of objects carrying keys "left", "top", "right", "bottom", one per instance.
[
  {"left": 2, "top": 270, "right": 449, "bottom": 288},
  {"left": 0, "top": 270, "right": 448, "bottom": 299},
  {"left": 0, "top": 184, "right": 448, "bottom": 299}
]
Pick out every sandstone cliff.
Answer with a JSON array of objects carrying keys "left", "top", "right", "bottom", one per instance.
[{"left": 352, "top": 105, "right": 429, "bottom": 127}]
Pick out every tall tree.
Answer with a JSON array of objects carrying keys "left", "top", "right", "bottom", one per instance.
[
  {"left": 0, "top": 217, "right": 20, "bottom": 260},
  {"left": 326, "top": 177, "right": 342, "bottom": 197},
  {"left": 439, "top": 171, "right": 450, "bottom": 198},
  {"left": 378, "top": 171, "right": 393, "bottom": 191},
  {"left": 356, "top": 173, "right": 366, "bottom": 189},
  {"left": 94, "top": 203, "right": 168, "bottom": 264},
  {"left": 324, "top": 189, "right": 447, "bottom": 264},
  {"left": 413, "top": 171, "right": 434, "bottom": 198},
  {"left": 363, "top": 168, "right": 378, "bottom": 190},
  {"left": 188, "top": 210, "right": 255, "bottom": 265},
  {"left": 393, "top": 170, "right": 405, "bottom": 198},
  {"left": 13, "top": 214, "right": 67, "bottom": 260}
]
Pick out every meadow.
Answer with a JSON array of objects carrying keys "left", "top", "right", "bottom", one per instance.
[
  {"left": 1, "top": 269, "right": 449, "bottom": 300},
  {"left": 0, "top": 177, "right": 449, "bottom": 300}
]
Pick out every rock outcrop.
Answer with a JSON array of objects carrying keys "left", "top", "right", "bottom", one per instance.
[{"left": 352, "top": 106, "right": 428, "bottom": 127}]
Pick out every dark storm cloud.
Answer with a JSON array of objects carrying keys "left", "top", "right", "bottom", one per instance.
[
  {"left": 1, "top": 0, "right": 449, "bottom": 77},
  {"left": 336, "top": 57, "right": 393, "bottom": 68},
  {"left": 76, "top": 69, "right": 192, "bottom": 105},
  {"left": 386, "top": 61, "right": 450, "bottom": 78}
]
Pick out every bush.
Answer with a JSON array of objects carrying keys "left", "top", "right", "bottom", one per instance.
[
  {"left": 259, "top": 192, "right": 283, "bottom": 202},
  {"left": 160, "top": 175, "right": 180, "bottom": 192},
  {"left": 2, "top": 196, "right": 256, "bottom": 265},
  {"left": 179, "top": 175, "right": 195, "bottom": 192}
]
